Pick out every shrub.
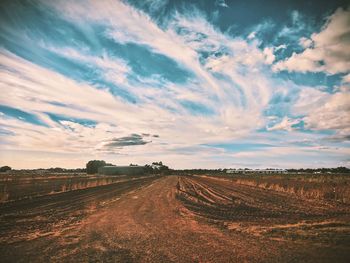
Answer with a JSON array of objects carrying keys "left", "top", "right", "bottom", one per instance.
[
  {"left": 0, "top": 166, "right": 11, "bottom": 173},
  {"left": 86, "top": 160, "right": 106, "bottom": 174}
]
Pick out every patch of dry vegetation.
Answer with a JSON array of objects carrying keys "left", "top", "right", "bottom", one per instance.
[
  {"left": 0, "top": 174, "right": 131, "bottom": 203},
  {"left": 232, "top": 174, "right": 350, "bottom": 204}
]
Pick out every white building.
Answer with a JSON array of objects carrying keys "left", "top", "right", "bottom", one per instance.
[{"left": 226, "top": 169, "right": 287, "bottom": 174}]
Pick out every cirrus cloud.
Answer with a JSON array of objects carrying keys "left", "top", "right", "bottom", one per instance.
[{"left": 273, "top": 7, "right": 350, "bottom": 75}]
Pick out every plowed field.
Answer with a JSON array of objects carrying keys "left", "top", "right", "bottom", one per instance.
[{"left": 0, "top": 175, "right": 349, "bottom": 262}]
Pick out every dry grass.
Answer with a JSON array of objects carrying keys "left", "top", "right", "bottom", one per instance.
[
  {"left": 0, "top": 174, "right": 129, "bottom": 203},
  {"left": 232, "top": 174, "right": 350, "bottom": 204}
]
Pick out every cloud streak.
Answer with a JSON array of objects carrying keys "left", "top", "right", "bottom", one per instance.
[
  {"left": 273, "top": 7, "right": 350, "bottom": 74},
  {"left": 105, "top": 134, "right": 151, "bottom": 148},
  {"left": 0, "top": 0, "right": 349, "bottom": 168}
]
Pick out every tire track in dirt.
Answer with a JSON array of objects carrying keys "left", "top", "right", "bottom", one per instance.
[
  {"left": 178, "top": 176, "right": 349, "bottom": 222},
  {"left": 176, "top": 175, "right": 350, "bottom": 261}
]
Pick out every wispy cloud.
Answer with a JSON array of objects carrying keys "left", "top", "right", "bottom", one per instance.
[
  {"left": 104, "top": 134, "right": 151, "bottom": 148},
  {"left": 0, "top": 0, "right": 348, "bottom": 168},
  {"left": 215, "top": 0, "right": 228, "bottom": 8},
  {"left": 294, "top": 87, "right": 350, "bottom": 138},
  {"left": 273, "top": 7, "right": 350, "bottom": 74}
]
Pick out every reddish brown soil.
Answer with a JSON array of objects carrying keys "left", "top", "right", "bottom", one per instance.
[{"left": 0, "top": 175, "right": 349, "bottom": 262}]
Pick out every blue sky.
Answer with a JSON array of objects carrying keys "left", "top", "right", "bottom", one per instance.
[{"left": 0, "top": 0, "right": 349, "bottom": 169}]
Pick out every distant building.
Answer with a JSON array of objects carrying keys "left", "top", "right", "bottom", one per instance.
[
  {"left": 226, "top": 169, "right": 287, "bottom": 174},
  {"left": 226, "top": 169, "right": 240, "bottom": 174},
  {"left": 151, "top": 164, "right": 162, "bottom": 170},
  {"left": 98, "top": 165, "right": 145, "bottom": 175}
]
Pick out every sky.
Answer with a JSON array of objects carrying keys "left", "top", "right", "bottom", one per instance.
[{"left": 0, "top": 0, "right": 349, "bottom": 169}]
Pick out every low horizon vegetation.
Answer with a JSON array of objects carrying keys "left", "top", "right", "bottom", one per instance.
[{"left": 1, "top": 165, "right": 349, "bottom": 174}]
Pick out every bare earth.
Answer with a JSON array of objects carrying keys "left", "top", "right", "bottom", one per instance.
[{"left": 0, "top": 175, "right": 349, "bottom": 262}]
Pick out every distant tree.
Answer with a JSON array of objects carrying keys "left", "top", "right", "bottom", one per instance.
[
  {"left": 152, "top": 161, "right": 163, "bottom": 166},
  {"left": 144, "top": 164, "right": 154, "bottom": 174},
  {"left": 333, "top": 167, "right": 350, "bottom": 173},
  {"left": 0, "top": 166, "right": 11, "bottom": 172},
  {"left": 152, "top": 161, "right": 170, "bottom": 174},
  {"left": 86, "top": 160, "right": 107, "bottom": 174},
  {"left": 48, "top": 167, "right": 65, "bottom": 173}
]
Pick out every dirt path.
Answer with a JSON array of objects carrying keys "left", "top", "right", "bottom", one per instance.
[{"left": 1, "top": 175, "right": 349, "bottom": 262}]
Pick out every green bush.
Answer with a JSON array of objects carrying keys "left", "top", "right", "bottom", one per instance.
[
  {"left": 86, "top": 160, "right": 106, "bottom": 174},
  {"left": 0, "top": 166, "right": 11, "bottom": 173}
]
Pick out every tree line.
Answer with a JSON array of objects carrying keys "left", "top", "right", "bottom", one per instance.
[
  {"left": 85, "top": 160, "right": 170, "bottom": 174},
  {"left": 1, "top": 164, "right": 349, "bottom": 174}
]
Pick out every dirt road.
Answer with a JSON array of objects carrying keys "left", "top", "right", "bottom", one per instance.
[{"left": 1, "top": 175, "right": 349, "bottom": 262}]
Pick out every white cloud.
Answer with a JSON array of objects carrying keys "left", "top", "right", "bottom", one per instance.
[
  {"left": 42, "top": 0, "right": 224, "bottom": 96},
  {"left": 342, "top": 73, "right": 350, "bottom": 84},
  {"left": 215, "top": 0, "right": 228, "bottom": 8},
  {"left": 267, "top": 117, "right": 301, "bottom": 132},
  {"left": 275, "top": 44, "right": 287, "bottom": 51},
  {"left": 170, "top": 15, "right": 281, "bottom": 139},
  {"left": 140, "top": 0, "right": 169, "bottom": 12},
  {"left": 45, "top": 45, "right": 131, "bottom": 85},
  {"left": 43, "top": 0, "right": 277, "bottom": 134},
  {"left": 263, "top": 47, "right": 275, "bottom": 64},
  {"left": 291, "top": 10, "right": 300, "bottom": 25},
  {"left": 299, "top": 37, "right": 312, "bottom": 48},
  {"left": 0, "top": 0, "right": 280, "bottom": 168},
  {"left": 247, "top": 31, "right": 256, "bottom": 39},
  {"left": 1, "top": 0, "right": 348, "bottom": 169},
  {"left": 0, "top": 48, "right": 270, "bottom": 157},
  {"left": 303, "top": 92, "right": 350, "bottom": 133},
  {"left": 294, "top": 88, "right": 350, "bottom": 138},
  {"left": 274, "top": 7, "right": 350, "bottom": 75}
]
